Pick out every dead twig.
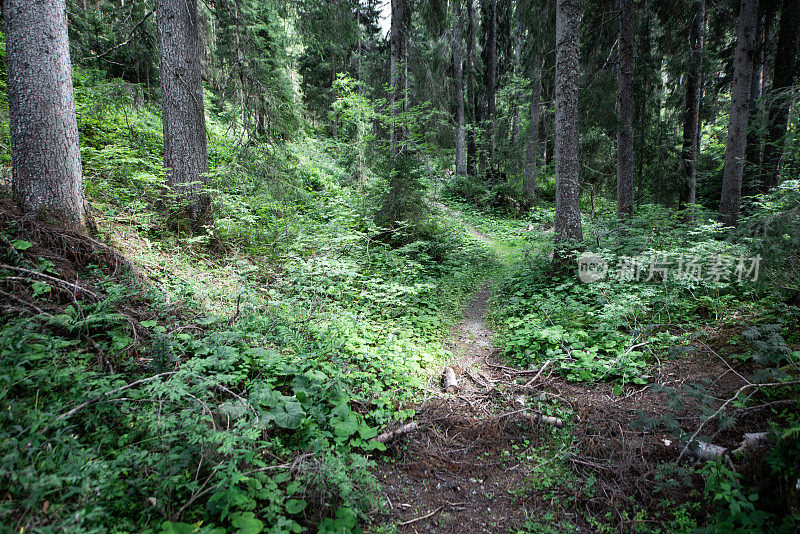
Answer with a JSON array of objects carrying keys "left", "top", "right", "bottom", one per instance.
[
  {"left": 52, "top": 371, "right": 178, "bottom": 425},
  {"left": 523, "top": 359, "right": 554, "bottom": 387},
  {"left": 2, "top": 264, "right": 101, "bottom": 301},
  {"left": 398, "top": 505, "right": 444, "bottom": 526}
]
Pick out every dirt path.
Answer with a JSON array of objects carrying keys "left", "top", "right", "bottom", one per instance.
[
  {"left": 370, "top": 277, "right": 556, "bottom": 532},
  {"left": 368, "top": 212, "right": 539, "bottom": 532},
  {"left": 369, "top": 281, "right": 748, "bottom": 533}
]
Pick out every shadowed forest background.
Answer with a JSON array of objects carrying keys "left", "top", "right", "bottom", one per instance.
[{"left": 0, "top": 0, "right": 799, "bottom": 532}]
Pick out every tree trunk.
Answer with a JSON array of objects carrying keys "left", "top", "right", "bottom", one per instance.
[
  {"left": 330, "top": 48, "right": 338, "bottom": 139},
  {"left": 635, "top": 9, "right": 652, "bottom": 205},
  {"left": 390, "top": 0, "right": 406, "bottom": 156},
  {"left": 679, "top": 0, "right": 705, "bottom": 208},
  {"left": 402, "top": 17, "right": 410, "bottom": 138},
  {"left": 485, "top": 0, "right": 497, "bottom": 172},
  {"left": 453, "top": 0, "right": 467, "bottom": 176},
  {"left": 743, "top": 4, "right": 772, "bottom": 196},
  {"left": 357, "top": 5, "right": 362, "bottom": 84},
  {"left": 762, "top": 0, "right": 800, "bottom": 190},
  {"left": 719, "top": 0, "right": 759, "bottom": 227},
  {"left": 554, "top": 0, "right": 583, "bottom": 243},
  {"left": 511, "top": 12, "right": 523, "bottom": 144},
  {"left": 466, "top": 0, "right": 478, "bottom": 176},
  {"left": 156, "top": 0, "right": 211, "bottom": 227},
  {"left": 616, "top": 0, "right": 635, "bottom": 220},
  {"left": 5, "top": 0, "right": 90, "bottom": 231},
  {"left": 523, "top": 59, "right": 543, "bottom": 202}
]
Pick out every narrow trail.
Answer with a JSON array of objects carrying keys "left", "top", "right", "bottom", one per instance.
[
  {"left": 371, "top": 205, "right": 766, "bottom": 532},
  {"left": 372, "top": 219, "right": 541, "bottom": 532},
  {"left": 430, "top": 201, "right": 491, "bottom": 243},
  {"left": 373, "top": 287, "right": 532, "bottom": 532}
]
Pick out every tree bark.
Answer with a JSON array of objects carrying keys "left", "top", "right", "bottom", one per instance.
[
  {"left": 679, "top": 0, "right": 705, "bottom": 209},
  {"left": 635, "top": 9, "right": 652, "bottom": 205},
  {"left": 762, "top": 0, "right": 800, "bottom": 190},
  {"left": 5, "top": 0, "right": 90, "bottom": 231},
  {"left": 156, "top": 0, "right": 212, "bottom": 227},
  {"left": 616, "top": 0, "right": 635, "bottom": 220},
  {"left": 485, "top": 0, "right": 498, "bottom": 171},
  {"left": 554, "top": 0, "right": 583, "bottom": 243},
  {"left": 402, "top": 14, "right": 410, "bottom": 138},
  {"left": 330, "top": 48, "right": 338, "bottom": 139},
  {"left": 719, "top": 0, "right": 759, "bottom": 227},
  {"left": 466, "top": 0, "right": 478, "bottom": 176},
  {"left": 511, "top": 11, "right": 523, "bottom": 144},
  {"left": 743, "top": 4, "right": 773, "bottom": 196},
  {"left": 453, "top": 0, "right": 467, "bottom": 176},
  {"left": 390, "top": 0, "right": 406, "bottom": 156},
  {"left": 523, "top": 59, "right": 543, "bottom": 202}
]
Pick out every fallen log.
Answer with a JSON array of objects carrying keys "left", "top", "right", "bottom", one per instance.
[
  {"left": 662, "top": 438, "right": 727, "bottom": 460},
  {"left": 443, "top": 367, "right": 458, "bottom": 393},
  {"left": 520, "top": 411, "right": 564, "bottom": 428},
  {"left": 513, "top": 395, "right": 564, "bottom": 428},
  {"left": 375, "top": 422, "right": 419, "bottom": 444},
  {"left": 663, "top": 431, "right": 771, "bottom": 461},
  {"left": 733, "top": 432, "right": 769, "bottom": 454},
  {"left": 687, "top": 441, "right": 728, "bottom": 461}
]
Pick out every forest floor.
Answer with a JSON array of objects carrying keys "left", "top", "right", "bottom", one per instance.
[
  {"left": 369, "top": 217, "right": 529, "bottom": 532},
  {"left": 371, "top": 284, "right": 532, "bottom": 532},
  {"left": 369, "top": 218, "right": 540, "bottom": 532},
  {"left": 368, "top": 212, "right": 763, "bottom": 533}
]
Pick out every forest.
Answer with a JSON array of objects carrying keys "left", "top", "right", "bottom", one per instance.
[{"left": 0, "top": 0, "right": 799, "bottom": 531}]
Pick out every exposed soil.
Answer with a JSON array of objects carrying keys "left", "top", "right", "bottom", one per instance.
[{"left": 371, "top": 285, "right": 535, "bottom": 533}]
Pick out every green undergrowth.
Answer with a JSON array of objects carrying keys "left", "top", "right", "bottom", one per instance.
[
  {"left": 493, "top": 200, "right": 800, "bottom": 386},
  {"left": 490, "top": 197, "right": 800, "bottom": 530},
  {"left": 432, "top": 199, "right": 532, "bottom": 268},
  {"left": 0, "top": 71, "right": 496, "bottom": 533}
]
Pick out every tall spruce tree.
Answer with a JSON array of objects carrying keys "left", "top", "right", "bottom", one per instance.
[
  {"left": 5, "top": 0, "right": 90, "bottom": 231},
  {"left": 156, "top": 0, "right": 211, "bottom": 227},
  {"left": 616, "top": 0, "right": 635, "bottom": 219},
  {"left": 554, "top": 0, "right": 583, "bottom": 243},
  {"left": 453, "top": 0, "right": 467, "bottom": 176},
  {"left": 762, "top": 0, "right": 800, "bottom": 189},
  {"left": 679, "top": 0, "right": 705, "bottom": 208},
  {"left": 719, "top": 0, "right": 760, "bottom": 227}
]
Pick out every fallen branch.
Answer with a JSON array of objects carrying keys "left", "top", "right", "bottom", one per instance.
[
  {"left": 398, "top": 505, "right": 444, "bottom": 526},
  {"left": 54, "top": 371, "right": 177, "bottom": 424},
  {"left": 568, "top": 455, "right": 612, "bottom": 471},
  {"left": 1, "top": 264, "right": 101, "bottom": 301},
  {"left": 523, "top": 359, "right": 553, "bottom": 387},
  {"left": 520, "top": 411, "right": 564, "bottom": 428},
  {"left": 677, "top": 380, "right": 800, "bottom": 462},
  {"left": 685, "top": 441, "right": 728, "bottom": 461},
  {"left": 443, "top": 367, "right": 458, "bottom": 393},
  {"left": 483, "top": 355, "right": 542, "bottom": 375},
  {"left": 375, "top": 422, "right": 419, "bottom": 444},
  {"left": 512, "top": 396, "right": 564, "bottom": 427},
  {"left": 664, "top": 434, "right": 769, "bottom": 461}
]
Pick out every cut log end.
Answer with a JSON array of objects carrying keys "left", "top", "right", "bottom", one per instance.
[{"left": 443, "top": 367, "right": 458, "bottom": 393}]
